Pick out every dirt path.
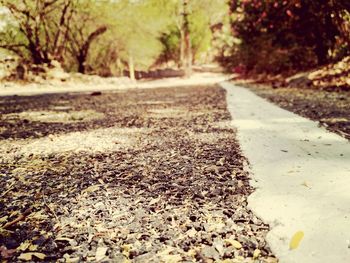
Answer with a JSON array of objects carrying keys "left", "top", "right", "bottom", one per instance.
[{"left": 0, "top": 85, "right": 276, "bottom": 262}]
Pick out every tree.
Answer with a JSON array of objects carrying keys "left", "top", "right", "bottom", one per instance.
[
  {"left": 0, "top": 0, "right": 73, "bottom": 64},
  {"left": 65, "top": 1, "right": 108, "bottom": 73},
  {"left": 0, "top": 0, "right": 108, "bottom": 73},
  {"left": 182, "top": 0, "right": 192, "bottom": 76},
  {"left": 155, "top": 0, "right": 228, "bottom": 69},
  {"left": 225, "top": 0, "right": 350, "bottom": 73}
]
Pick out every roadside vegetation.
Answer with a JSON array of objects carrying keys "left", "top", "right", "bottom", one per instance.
[
  {"left": 220, "top": 0, "right": 350, "bottom": 91},
  {"left": 1, "top": 0, "right": 350, "bottom": 90},
  {"left": 0, "top": 0, "right": 227, "bottom": 80}
]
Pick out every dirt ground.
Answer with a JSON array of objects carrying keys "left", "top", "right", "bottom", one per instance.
[
  {"left": 242, "top": 84, "right": 350, "bottom": 140},
  {"left": 0, "top": 85, "right": 276, "bottom": 262}
]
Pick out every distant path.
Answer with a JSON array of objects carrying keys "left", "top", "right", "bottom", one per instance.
[
  {"left": 0, "top": 72, "right": 231, "bottom": 97},
  {"left": 222, "top": 82, "right": 350, "bottom": 263}
]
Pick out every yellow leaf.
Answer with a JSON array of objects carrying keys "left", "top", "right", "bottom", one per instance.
[
  {"left": 253, "top": 249, "right": 261, "bottom": 259},
  {"left": 18, "top": 253, "right": 33, "bottom": 261},
  {"left": 289, "top": 231, "right": 304, "bottom": 250},
  {"left": 122, "top": 244, "right": 132, "bottom": 252},
  {"left": 187, "top": 248, "right": 197, "bottom": 258},
  {"left": 0, "top": 216, "right": 8, "bottom": 224},
  {"left": 18, "top": 252, "right": 46, "bottom": 261},
  {"left": 224, "top": 239, "right": 242, "bottom": 249},
  {"left": 33, "top": 253, "right": 46, "bottom": 260},
  {"left": 29, "top": 244, "right": 38, "bottom": 251},
  {"left": 17, "top": 241, "right": 31, "bottom": 251},
  {"left": 121, "top": 244, "right": 132, "bottom": 257}
]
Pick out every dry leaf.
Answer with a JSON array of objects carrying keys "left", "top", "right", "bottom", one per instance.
[
  {"left": 186, "top": 228, "right": 197, "bottom": 238},
  {"left": 18, "top": 252, "right": 46, "bottom": 261},
  {"left": 301, "top": 181, "right": 311, "bottom": 189},
  {"left": 187, "top": 248, "right": 198, "bottom": 258},
  {"left": 0, "top": 216, "right": 8, "bottom": 224},
  {"left": 121, "top": 244, "right": 132, "bottom": 257},
  {"left": 149, "top": 197, "right": 160, "bottom": 206},
  {"left": 159, "top": 254, "right": 182, "bottom": 263},
  {"left": 224, "top": 239, "right": 242, "bottom": 249},
  {"left": 28, "top": 210, "right": 48, "bottom": 220},
  {"left": 265, "top": 256, "right": 279, "bottom": 263},
  {"left": 213, "top": 239, "right": 224, "bottom": 256},
  {"left": 253, "top": 248, "right": 261, "bottom": 259},
  {"left": 158, "top": 247, "right": 183, "bottom": 263},
  {"left": 217, "top": 157, "right": 225, "bottom": 166},
  {"left": 63, "top": 253, "right": 80, "bottom": 263},
  {"left": 82, "top": 185, "right": 100, "bottom": 194},
  {"left": 95, "top": 246, "right": 108, "bottom": 262},
  {"left": 28, "top": 244, "right": 38, "bottom": 251},
  {"left": 17, "top": 241, "right": 31, "bottom": 251},
  {"left": 18, "top": 253, "right": 33, "bottom": 261},
  {"left": 289, "top": 231, "right": 304, "bottom": 250}
]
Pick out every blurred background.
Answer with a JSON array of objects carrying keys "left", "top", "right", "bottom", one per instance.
[{"left": 0, "top": 0, "right": 350, "bottom": 87}]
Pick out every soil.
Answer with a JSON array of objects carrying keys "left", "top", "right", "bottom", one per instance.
[
  {"left": 0, "top": 85, "right": 276, "bottom": 262},
  {"left": 241, "top": 83, "right": 350, "bottom": 140}
]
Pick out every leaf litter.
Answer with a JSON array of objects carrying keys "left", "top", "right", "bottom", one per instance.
[{"left": 0, "top": 85, "right": 277, "bottom": 262}]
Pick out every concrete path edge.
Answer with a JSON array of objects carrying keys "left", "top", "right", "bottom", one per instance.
[{"left": 221, "top": 82, "right": 350, "bottom": 263}]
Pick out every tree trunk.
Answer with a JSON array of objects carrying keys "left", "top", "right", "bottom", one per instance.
[
  {"left": 314, "top": 44, "right": 328, "bottom": 65},
  {"left": 182, "top": 0, "right": 192, "bottom": 77},
  {"left": 128, "top": 53, "right": 135, "bottom": 81},
  {"left": 77, "top": 53, "right": 86, "bottom": 74},
  {"left": 180, "top": 29, "right": 185, "bottom": 68},
  {"left": 77, "top": 26, "right": 107, "bottom": 73},
  {"left": 53, "top": 1, "right": 71, "bottom": 61},
  {"left": 28, "top": 42, "right": 46, "bottom": 65}
]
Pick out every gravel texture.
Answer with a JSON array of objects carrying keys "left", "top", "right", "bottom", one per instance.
[{"left": 0, "top": 85, "right": 276, "bottom": 262}]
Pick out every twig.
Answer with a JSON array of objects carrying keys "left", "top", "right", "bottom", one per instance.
[
  {"left": 3, "top": 208, "right": 32, "bottom": 229},
  {"left": 1, "top": 182, "right": 16, "bottom": 197},
  {"left": 43, "top": 195, "right": 60, "bottom": 224}
]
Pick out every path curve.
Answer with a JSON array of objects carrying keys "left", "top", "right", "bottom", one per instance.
[{"left": 222, "top": 82, "right": 350, "bottom": 263}]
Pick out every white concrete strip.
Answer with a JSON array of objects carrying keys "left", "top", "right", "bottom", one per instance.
[
  {"left": 221, "top": 82, "right": 350, "bottom": 263},
  {"left": 0, "top": 73, "right": 231, "bottom": 97}
]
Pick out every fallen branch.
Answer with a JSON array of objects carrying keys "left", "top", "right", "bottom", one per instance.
[{"left": 3, "top": 208, "right": 32, "bottom": 229}]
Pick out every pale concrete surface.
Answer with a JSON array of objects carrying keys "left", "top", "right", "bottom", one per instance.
[{"left": 221, "top": 82, "right": 350, "bottom": 263}]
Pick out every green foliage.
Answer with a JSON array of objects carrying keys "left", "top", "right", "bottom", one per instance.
[
  {"left": 88, "top": 0, "right": 173, "bottom": 73},
  {"left": 0, "top": 0, "right": 229, "bottom": 75},
  {"left": 155, "top": 0, "right": 228, "bottom": 67},
  {"left": 189, "top": 10, "right": 212, "bottom": 61},
  {"left": 0, "top": 0, "right": 108, "bottom": 70},
  {"left": 157, "top": 25, "right": 181, "bottom": 65}
]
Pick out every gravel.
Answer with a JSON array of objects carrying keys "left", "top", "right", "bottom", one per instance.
[{"left": 0, "top": 85, "right": 276, "bottom": 262}]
